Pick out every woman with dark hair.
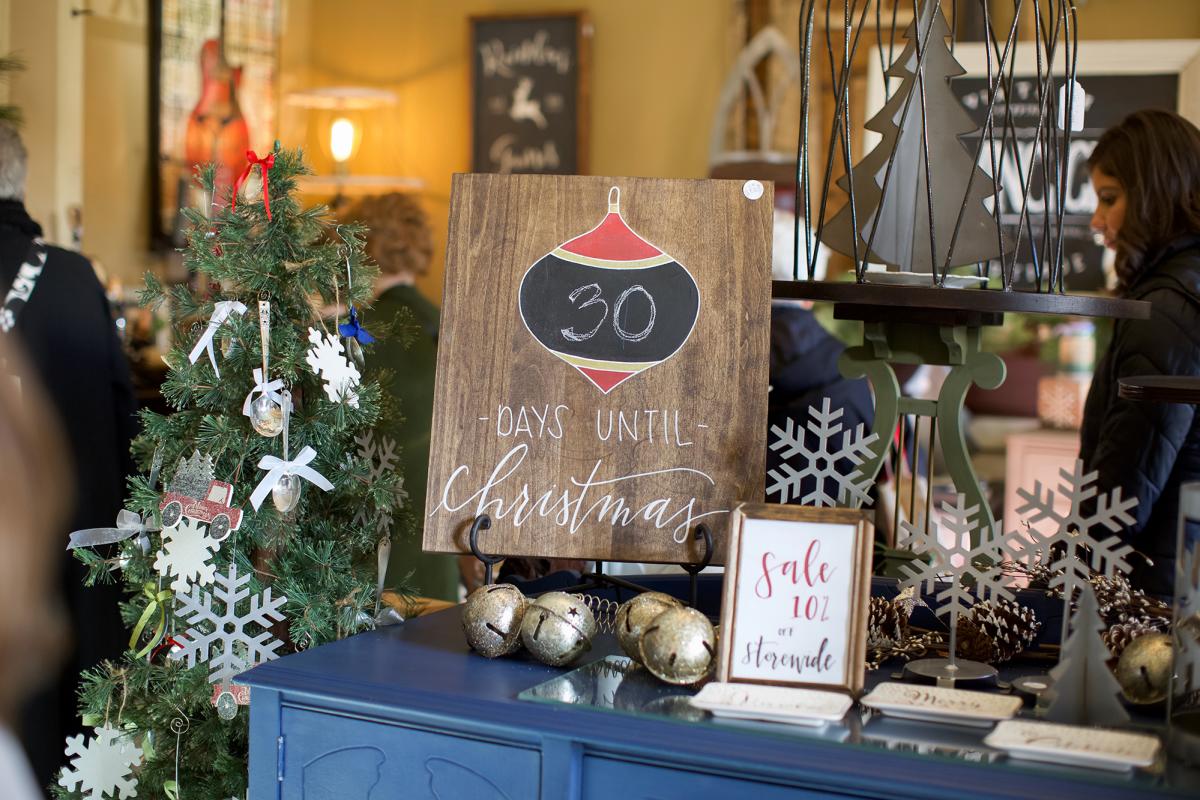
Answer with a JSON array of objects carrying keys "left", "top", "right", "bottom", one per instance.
[{"left": 1080, "top": 108, "right": 1200, "bottom": 597}]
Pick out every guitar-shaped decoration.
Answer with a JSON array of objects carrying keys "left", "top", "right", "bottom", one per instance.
[
  {"left": 519, "top": 187, "right": 700, "bottom": 394},
  {"left": 184, "top": 0, "right": 249, "bottom": 207}
]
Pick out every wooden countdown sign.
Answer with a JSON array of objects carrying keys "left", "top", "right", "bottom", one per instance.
[
  {"left": 423, "top": 174, "right": 772, "bottom": 564},
  {"left": 717, "top": 504, "right": 872, "bottom": 694}
]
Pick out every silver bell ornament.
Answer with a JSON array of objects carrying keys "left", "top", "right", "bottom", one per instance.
[
  {"left": 520, "top": 591, "right": 597, "bottom": 667},
  {"left": 271, "top": 473, "right": 302, "bottom": 514},
  {"left": 615, "top": 591, "right": 682, "bottom": 663},
  {"left": 639, "top": 606, "right": 717, "bottom": 686},
  {"left": 250, "top": 393, "right": 285, "bottom": 437},
  {"left": 462, "top": 584, "right": 529, "bottom": 658}
]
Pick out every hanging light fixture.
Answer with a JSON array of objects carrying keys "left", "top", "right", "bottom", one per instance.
[{"left": 285, "top": 86, "right": 422, "bottom": 203}]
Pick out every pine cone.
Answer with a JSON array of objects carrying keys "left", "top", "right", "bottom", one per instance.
[
  {"left": 1103, "top": 617, "right": 1163, "bottom": 658},
  {"left": 868, "top": 596, "right": 907, "bottom": 648},
  {"left": 1092, "top": 574, "right": 1170, "bottom": 627},
  {"left": 955, "top": 615, "right": 995, "bottom": 662},
  {"left": 958, "top": 598, "right": 1042, "bottom": 664}
]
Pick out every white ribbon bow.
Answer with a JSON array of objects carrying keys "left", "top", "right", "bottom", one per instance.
[
  {"left": 67, "top": 508, "right": 157, "bottom": 551},
  {"left": 249, "top": 446, "right": 334, "bottom": 510},
  {"left": 188, "top": 300, "right": 247, "bottom": 378},
  {"left": 241, "top": 367, "right": 286, "bottom": 418}
]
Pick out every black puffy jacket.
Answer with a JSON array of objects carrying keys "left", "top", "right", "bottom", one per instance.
[{"left": 1079, "top": 235, "right": 1200, "bottom": 597}]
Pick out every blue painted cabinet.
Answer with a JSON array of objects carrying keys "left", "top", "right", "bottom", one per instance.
[
  {"left": 242, "top": 602, "right": 1194, "bottom": 800},
  {"left": 278, "top": 707, "right": 540, "bottom": 799}
]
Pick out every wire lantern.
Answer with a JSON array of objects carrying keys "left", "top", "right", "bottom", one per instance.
[{"left": 792, "top": 0, "right": 1082, "bottom": 294}]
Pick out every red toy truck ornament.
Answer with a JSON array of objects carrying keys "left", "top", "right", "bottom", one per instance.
[{"left": 160, "top": 480, "right": 243, "bottom": 541}]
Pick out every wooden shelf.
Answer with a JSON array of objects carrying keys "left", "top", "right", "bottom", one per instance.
[{"left": 1119, "top": 376, "right": 1200, "bottom": 404}]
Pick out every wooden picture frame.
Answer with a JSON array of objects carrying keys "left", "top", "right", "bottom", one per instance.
[
  {"left": 470, "top": 12, "right": 591, "bottom": 175},
  {"left": 717, "top": 503, "right": 873, "bottom": 694},
  {"left": 150, "top": 0, "right": 282, "bottom": 249}
]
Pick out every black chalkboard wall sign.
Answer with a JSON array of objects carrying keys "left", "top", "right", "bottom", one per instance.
[{"left": 471, "top": 13, "right": 590, "bottom": 175}]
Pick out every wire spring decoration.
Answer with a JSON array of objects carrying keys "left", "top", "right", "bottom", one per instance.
[
  {"left": 170, "top": 713, "right": 191, "bottom": 800},
  {"left": 574, "top": 594, "right": 620, "bottom": 635}
]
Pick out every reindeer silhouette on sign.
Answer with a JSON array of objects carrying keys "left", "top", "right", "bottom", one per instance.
[{"left": 510, "top": 77, "right": 548, "bottom": 129}]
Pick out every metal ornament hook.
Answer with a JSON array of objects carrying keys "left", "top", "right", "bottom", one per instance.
[{"left": 468, "top": 514, "right": 503, "bottom": 586}]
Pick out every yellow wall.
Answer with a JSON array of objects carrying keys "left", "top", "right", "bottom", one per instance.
[
  {"left": 1072, "top": 0, "right": 1200, "bottom": 40},
  {"left": 7, "top": 1, "right": 82, "bottom": 246},
  {"left": 301, "top": 0, "right": 735, "bottom": 303},
  {"left": 83, "top": 7, "right": 151, "bottom": 290}
]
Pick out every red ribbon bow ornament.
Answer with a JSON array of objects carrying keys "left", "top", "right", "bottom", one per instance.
[{"left": 232, "top": 149, "right": 275, "bottom": 220}]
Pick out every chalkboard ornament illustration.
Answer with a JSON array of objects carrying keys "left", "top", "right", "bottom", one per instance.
[{"left": 519, "top": 187, "right": 701, "bottom": 393}]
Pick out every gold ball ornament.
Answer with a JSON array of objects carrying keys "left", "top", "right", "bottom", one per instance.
[
  {"left": 638, "top": 606, "right": 717, "bottom": 686},
  {"left": 520, "top": 592, "right": 597, "bottom": 667},
  {"left": 462, "top": 584, "right": 529, "bottom": 658},
  {"left": 1115, "top": 632, "right": 1173, "bottom": 705},
  {"left": 615, "top": 592, "right": 682, "bottom": 663}
]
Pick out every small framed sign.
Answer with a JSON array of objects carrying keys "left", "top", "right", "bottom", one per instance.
[
  {"left": 470, "top": 12, "right": 590, "bottom": 175},
  {"left": 717, "top": 503, "right": 873, "bottom": 694}
]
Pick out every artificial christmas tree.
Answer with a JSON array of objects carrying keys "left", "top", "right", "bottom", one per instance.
[{"left": 56, "top": 146, "right": 410, "bottom": 798}]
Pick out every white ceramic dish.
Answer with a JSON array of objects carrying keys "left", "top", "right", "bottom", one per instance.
[
  {"left": 690, "top": 682, "right": 853, "bottom": 726},
  {"left": 860, "top": 682, "right": 1021, "bottom": 728},
  {"left": 984, "top": 719, "right": 1160, "bottom": 772}
]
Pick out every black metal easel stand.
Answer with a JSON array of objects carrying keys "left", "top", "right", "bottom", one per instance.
[{"left": 468, "top": 513, "right": 714, "bottom": 609}]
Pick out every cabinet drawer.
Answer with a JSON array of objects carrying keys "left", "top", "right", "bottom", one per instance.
[
  {"left": 582, "top": 756, "right": 845, "bottom": 800},
  {"left": 279, "top": 706, "right": 540, "bottom": 799}
]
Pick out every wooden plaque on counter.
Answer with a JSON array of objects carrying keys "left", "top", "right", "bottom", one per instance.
[{"left": 423, "top": 173, "right": 772, "bottom": 564}]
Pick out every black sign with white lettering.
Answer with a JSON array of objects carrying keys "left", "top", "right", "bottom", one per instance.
[
  {"left": 952, "top": 74, "right": 1177, "bottom": 290},
  {"left": 471, "top": 14, "right": 589, "bottom": 175}
]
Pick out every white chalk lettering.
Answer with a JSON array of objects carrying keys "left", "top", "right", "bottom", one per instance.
[{"left": 433, "top": 443, "right": 727, "bottom": 542}]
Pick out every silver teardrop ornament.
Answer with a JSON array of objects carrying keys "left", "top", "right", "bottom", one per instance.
[{"left": 272, "top": 473, "right": 302, "bottom": 514}]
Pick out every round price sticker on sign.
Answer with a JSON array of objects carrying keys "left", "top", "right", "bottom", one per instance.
[{"left": 718, "top": 504, "right": 874, "bottom": 694}]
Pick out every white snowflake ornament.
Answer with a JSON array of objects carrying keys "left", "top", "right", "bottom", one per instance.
[
  {"left": 153, "top": 517, "right": 219, "bottom": 593},
  {"left": 1012, "top": 459, "right": 1137, "bottom": 648},
  {"left": 58, "top": 724, "right": 142, "bottom": 799},
  {"left": 171, "top": 563, "right": 287, "bottom": 687},
  {"left": 767, "top": 397, "right": 879, "bottom": 507},
  {"left": 351, "top": 430, "right": 407, "bottom": 537},
  {"left": 1013, "top": 459, "right": 1137, "bottom": 592},
  {"left": 899, "top": 496, "right": 1019, "bottom": 622},
  {"left": 305, "top": 327, "right": 360, "bottom": 407}
]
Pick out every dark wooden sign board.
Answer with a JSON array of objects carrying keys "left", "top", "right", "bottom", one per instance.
[
  {"left": 471, "top": 13, "right": 590, "bottom": 175},
  {"left": 424, "top": 174, "right": 773, "bottom": 564}
]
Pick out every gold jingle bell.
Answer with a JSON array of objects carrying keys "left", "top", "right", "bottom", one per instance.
[
  {"left": 615, "top": 591, "right": 682, "bottom": 663},
  {"left": 462, "top": 584, "right": 529, "bottom": 658},
  {"left": 520, "top": 592, "right": 597, "bottom": 667},
  {"left": 1115, "top": 632, "right": 1173, "bottom": 705},
  {"left": 639, "top": 606, "right": 717, "bottom": 686}
]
